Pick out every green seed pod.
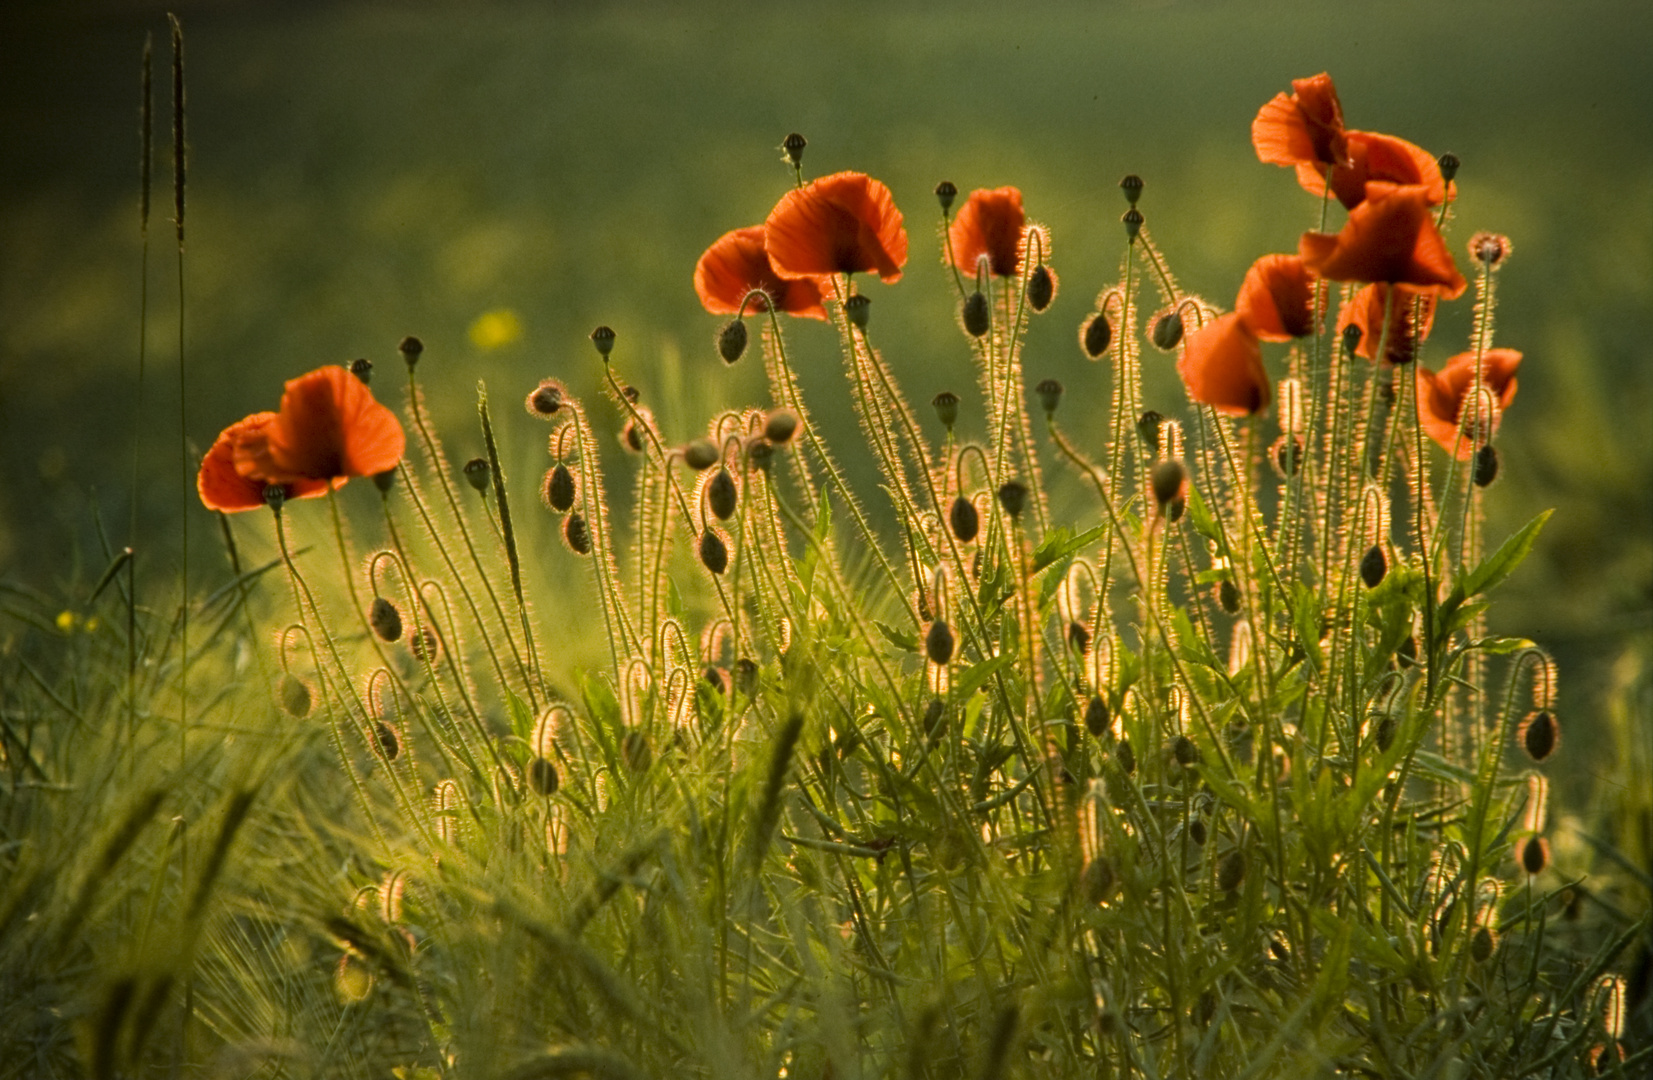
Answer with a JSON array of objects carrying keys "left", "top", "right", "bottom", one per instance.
[
  {"left": 463, "top": 457, "right": 490, "bottom": 493},
  {"left": 1151, "top": 310, "right": 1184, "bottom": 351},
  {"left": 934, "top": 180, "right": 957, "bottom": 214},
  {"left": 948, "top": 496, "right": 980, "bottom": 543},
  {"left": 962, "top": 291, "right": 990, "bottom": 337},
  {"left": 349, "top": 357, "right": 372, "bottom": 384},
  {"left": 1360, "top": 544, "right": 1388, "bottom": 588},
  {"left": 1119, "top": 174, "right": 1144, "bottom": 205},
  {"left": 682, "top": 438, "right": 720, "bottom": 471},
  {"left": 1084, "top": 695, "right": 1110, "bottom": 738},
  {"left": 563, "top": 513, "right": 592, "bottom": 555},
  {"left": 1217, "top": 849, "right": 1246, "bottom": 892},
  {"left": 1034, "top": 378, "right": 1063, "bottom": 418},
  {"left": 845, "top": 294, "right": 870, "bottom": 330},
  {"left": 707, "top": 468, "right": 738, "bottom": 520},
  {"left": 279, "top": 673, "right": 311, "bottom": 718},
  {"left": 398, "top": 334, "right": 424, "bottom": 368},
  {"left": 544, "top": 464, "right": 576, "bottom": 512},
  {"left": 1150, "top": 459, "right": 1185, "bottom": 508},
  {"left": 369, "top": 596, "right": 403, "bottom": 642},
  {"left": 717, "top": 319, "right": 748, "bottom": 364},
  {"left": 1026, "top": 265, "right": 1055, "bottom": 312},
  {"left": 1122, "top": 208, "right": 1143, "bottom": 241},
  {"left": 589, "top": 325, "right": 616, "bottom": 358},
  {"left": 782, "top": 132, "right": 807, "bottom": 166},
  {"left": 528, "top": 757, "right": 559, "bottom": 796},
  {"left": 932, "top": 391, "right": 961, "bottom": 430},
  {"left": 925, "top": 620, "right": 955, "bottom": 666},
  {"left": 1083, "top": 313, "right": 1113, "bottom": 358},
  {"left": 699, "top": 529, "right": 729, "bottom": 575}
]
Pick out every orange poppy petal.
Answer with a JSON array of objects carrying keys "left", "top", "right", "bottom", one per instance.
[
  {"left": 247, "top": 366, "right": 405, "bottom": 482},
  {"left": 1417, "top": 348, "right": 1522, "bottom": 457},
  {"left": 949, "top": 187, "right": 1025, "bottom": 277},
  {"left": 765, "top": 171, "right": 908, "bottom": 283},
  {"left": 1178, "top": 312, "right": 1271, "bottom": 417},
  {"left": 201, "top": 412, "right": 335, "bottom": 511},
  {"left": 1299, "top": 183, "right": 1466, "bottom": 298},
  {"left": 1235, "top": 254, "right": 1320, "bottom": 341},
  {"left": 1295, "top": 130, "right": 1449, "bottom": 209},
  {"left": 1253, "top": 73, "right": 1347, "bottom": 170},
  {"left": 1336, "top": 284, "right": 1438, "bottom": 364},
  {"left": 693, "top": 225, "right": 827, "bottom": 320}
]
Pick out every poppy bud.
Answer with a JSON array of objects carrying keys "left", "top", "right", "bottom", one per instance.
[
  {"left": 1067, "top": 620, "right": 1090, "bottom": 655},
  {"left": 734, "top": 657, "right": 758, "bottom": 696},
  {"left": 746, "top": 437, "right": 774, "bottom": 472},
  {"left": 375, "top": 721, "right": 399, "bottom": 760},
  {"left": 1079, "top": 856, "right": 1116, "bottom": 905},
  {"left": 1119, "top": 174, "right": 1144, "bottom": 205},
  {"left": 1115, "top": 738, "right": 1135, "bottom": 775},
  {"left": 699, "top": 529, "right": 729, "bottom": 575},
  {"left": 1034, "top": 378, "right": 1063, "bottom": 418},
  {"left": 1172, "top": 735, "right": 1200, "bottom": 767},
  {"left": 1026, "top": 265, "right": 1055, "bottom": 312},
  {"left": 1084, "top": 695, "right": 1110, "bottom": 738},
  {"left": 563, "top": 512, "right": 592, "bottom": 555},
  {"left": 1150, "top": 459, "right": 1185, "bottom": 508},
  {"left": 1473, "top": 445, "right": 1499, "bottom": 488},
  {"left": 279, "top": 673, "right": 311, "bottom": 717},
  {"left": 622, "top": 730, "right": 652, "bottom": 772},
  {"left": 1360, "top": 544, "right": 1388, "bottom": 588},
  {"left": 1396, "top": 635, "right": 1417, "bottom": 668},
  {"left": 619, "top": 420, "right": 645, "bottom": 453},
  {"left": 526, "top": 379, "right": 564, "bottom": 417},
  {"left": 1218, "top": 579, "right": 1241, "bottom": 614},
  {"left": 528, "top": 757, "right": 559, "bottom": 796},
  {"left": 370, "top": 596, "right": 403, "bottom": 642},
  {"left": 1470, "top": 925, "right": 1497, "bottom": 964},
  {"left": 373, "top": 469, "right": 397, "bottom": 494},
  {"left": 1083, "top": 313, "right": 1113, "bottom": 358},
  {"left": 1189, "top": 817, "right": 1207, "bottom": 846},
  {"left": 1151, "top": 310, "right": 1184, "bottom": 351},
  {"left": 398, "top": 335, "right": 424, "bottom": 368},
  {"left": 962, "top": 291, "right": 989, "bottom": 337},
  {"left": 763, "top": 408, "right": 800, "bottom": 445},
  {"left": 590, "top": 325, "right": 616, "bottom": 358},
  {"left": 1341, "top": 321, "right": 1363, "bottom": 355},
  {"left": 676, "top": 438, "right": 717, "bottom": 472},
  {"left": 923, "top": 697, "right": 946, "bottom": 741},
  {"left": 1375, "top": 712, "right": 1397, "bottom": 751},
  {"left": 708, "top": 468, "right": 738, "bottom": 520},
  {"left": 925, "top": 619, "right": 955, "bottom": 665},
  {"left": 1518, "top": 709, "right": 1559, "bottom": 762},
  {"left": 1272, "top": 437, "right": 1302, "bottom": 477},
  {"left": 718, "top": 319, "right": 748, "bottom": 364},
  {"left": 997, "top": 480, "right": 1027, "bottom": 520},
  {"left": 948, "top": 496, "right": 979, "bottom": 543},
  {"left": 1136, "top": 410, "right": 1163, "bottom": 454},
  {"left": 1217, "top": 849, "right": 1246, "bottom": 892},
  {"left": 932, "top": 391, "right": 960, "bottom": 431},
  {"left": 1122, "top": 208, "right": 1143, "bottom": 242},
  {"left": 409, "top": 625, "right": 441, "bottom": 664},
  {"left": 781, "top": 131, "right": 807, "bottom": 166},
  {"left": 1438, "top": 152, "right": 1460, "bottom": 182},
  {"left": 350, "top": 357, "right": 372, "bottom": 384},
  {"left": 1519, "top": 835, "right": 1548, "bottom": 875},
  {"left": 702, "top": 665, "right": 728, "bottom": 694},
  {"left": 544, "top": 464, "right": 576, "bottom": 513},
  {"left": 463, "top": 457, "right": 490, "bottom": 493},
  {"left": 844, "top": 294, "right": 870, "bottom": 330}
]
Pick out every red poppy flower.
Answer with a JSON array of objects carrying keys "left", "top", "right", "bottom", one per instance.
[
  {"left": 693, "top": 225, "right": 827, "bottom": 320},
  {"left": 1417, "top": 348, "right": 1521, "bottom": 457},
  {"left": 764, "top": 171, "right": 908, "bottom": 283},
  {"left": 1235, "top": 254, "right": 1320, "bottom": 341},
  {"left": 1294, "top": 130, "right": 1451, "bottom": 210},
  {"left": 197, "top": 412, "right": 338, "bottom": 512},
  {"left": 949, "top": 187, "right": 1026, "bottom": 277},
  {"left": 1252, "top": 73, "right": 1349, "bottom": 173},
  {"left": 1337, "top": 283, "right": 1438, "bottom": 365},
  {"left": 234, "top": 366, "right": 405, "bottom": 484},
  {"left": 1299, "top": 182, "right": 1466, "bottom": 298},
  {"left": 1178, "top": 312, "right": 1271, "bottom": 417}
]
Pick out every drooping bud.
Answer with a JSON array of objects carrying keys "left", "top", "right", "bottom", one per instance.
[
  {"left": 931, "top": 391, "right": 960, "bottom": 431},
  {"left": 620, "top": 419, "right": 645, "bottom": 453},
  {"left": 1340, "top": 321, "right": 1362, "bottom": 355},
  {"left": 934, "top": 180, "right": 958, "bottom": 214},
  {"left": 1034, "top": 378, "right": 1063, "bottom": 418},
  {"left": 1067, "top": 620, "right": 1090, "bottom": 655},
  {"left": 1115, "top": 738, "right": 1136, "bottom": 775},
  {"left": 1150, "top": 459, "right": 1185, "bottom": 508},
  {"left": 463, "top": 457, "right": 490, "bottom": 493},
  {"left": 1473, "top": 445, "right": 1499, "bottom": 488},
  {"left": 923, "top": 698, "right": 946, "bottom": 742},
  {"left": 997, "top": 480, "right": 1027, "bottom": 520},
  {"left": 1519, "top": 835, "right": 1549, "bottom": 875},
  {"left": 1122, "top": 208, "right": 1143, "bottom": 242},
  {"left": 1172, "top": 735, "right": 1200, "bottom": 767},
  {"left": 781, "top": 132, "right": 807, "bottom": 167},
  {"left": 528, "top": 757, "right": 559, "bottom": 796},
  {"left": 925, "top": 620, "right": 956, "bottom": 666},
  {"left": 1470, "top": 925, "right": 1497, "bottom": 964},
  {"left": 844, "top": 294, "right": 870, "bottom": 331},
  {"left": 374, "top": 721, "right": 399, "bottom": 760},
  {"left": 1438, "top": 152, "right": 1460, "bottom": 182},
  {"left": 409, "top": 624, "right": 441, "bottom": 664},
  {"left": 682, "top": 438, "right": 720, "bottom": 471},
  {"left": 373, "top": 469, "right": 397, "bottom": 494},
  {"left": 1217, "top": 849, "right": 1246, "bottom": 892},
  {"left": 717, "top": 319, "right": 748, "bottom": 364},
  {"left": 763, "top": 408, "right": 800, "bottom": 445},
  {"left": 526, "top": 378, "right": 564, "bottom": 417},
  {"left": 1518, "top": 709, "right": 1559, "bottom": 762},
  {"left": 544, "top": 463, "right": 576, "bottom": 512},
  {"left": 1360, "top": 544, "right": 1388, "bottom": 588},
  {"left": 707, "top": 468, "right": 738, "bottom": 520},
  {"left": 589, "top": 325, "right": 616, "bottom": 358},
  {"left": 1136, "top": 410, "right": 1163, "bottom": 454},
  {"left": 1151, "top": 310, "right": 1184, "bottom": 351},
  {"left": 622, "top": 730, "right": 652, "bottom": 773},
  {"left": 1218, "top": 579, "right": 1241, "bottom": 614},
  {"left": 962, "top": 291, "right": 989, "bottom": 337},
  {"left": 1272, "top": 437, "right": 1302, "bottom": 477},
  {"left": 370, "top": 597, "right": 403, "bottom": 642},
  {"left": 746, "top": 437, "right": 774, "bottom": 472},
  {"left": 1083, "top": 313, "right": 1113, "bottom": 358},
  {"left": 948, "top": 496, "right": 980, "bottom": 543},
  {"left": 1119, "top": 174, "right": 1144, "bottom": 205},
  {"left": 563, "top": 513, "right": 592, "bottom": 555},
  {"left": 350, "top": 357, "right": 373, "bottom": 384},
  {"left": 1084, "top": 695, "right": 1110, "bottom": 738},
  {"left": 699, "top": 529, "right": 729, "bottom": 575},
  {"left": 1026, "top": 265, "right": 1055, "bottom": 312},
  {"left": 1375, "top": 712, "right": 1397, "bottom": 751},
  {"left": 279, "top": 673, "right": 312, "bottom": 717},
  {"left": 398, "top": 335, "right": 424, "bottom": 369}
]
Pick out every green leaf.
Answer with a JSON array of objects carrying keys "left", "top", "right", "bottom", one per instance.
[
  {"left": 872, "top": 620, "right": 919, "bottom": 653},
  {"left": 1032, "top": 524, "right": 1106, "bottom": 574},
  {"left": 1186, "top": 485, "right": 1221, "bottom": 544},
  {"left": 505, "top": 691, "right": 534, "bottom": 739},
  {"left": 1474, "top": 635, "right": 1536, "bottom": 656},
  {"left": 1463, "top": 508, "right": 1552, "bottom": 598},
  {"left": 954, "top": 652, "right": 1015, "bottom": 700}
]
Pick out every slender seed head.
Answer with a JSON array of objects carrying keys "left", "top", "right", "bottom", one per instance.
[
  {"left": 708, "top": 468, "right": 738, "bottom": 520},
  {"left": 398, "top": 335, "right": 423, "bottom": 368},
  {"left": 997, "top": 480, "right": 1028, "bottom": 520},
  {"left": 350, "top": 357, "right": 372, "bottom": 384},
  {"left": 962, "top": 291, "right": 989, "bottom": 337},
  {"left": 369, "top": 597, "right": 403, "bottom": 642},
  {"left": 718, "top": 319, "right": 748, "bottom": 364},
  {"left": 1026, "top": 265, "right": 1055, "bottom": 312},
  {"left": 1361, "top": 544, "right": 1388, "bottom": 588},
  {"left": 948, "top": 496, "right": 980, "bottom": 543},
  {"left": 934, "top": 180, "right": 957, "bottom": 214},
  {"left": 845, "top": 294, "right": 870, "bottom": 330},
  {"left": 563, "top": 512, "right": 592, "bottom": 555},
  {"left": 544, "top": 464, "right": 576, "bottom": 512},
  {"left": 931, "top": 391, "right": 960, "bottom": 430},
  {"left": 925, "top": 620, "right": 956, "bottom": 666},
  {"left": 1083, "top": 313, "right": 1113, "bottom": 358},
  {"left": 1119, "top": 174, "right": 1144, "bottom": 205},
  {"left": 1279, "top": 378, "right": 1304, "bottom": 436},
  {"left": 1035, "top": 378, "right": 1063, "bottom": 418},
  {"left": 463, "top": 458, "right": 490, "bottom": 493},
  {"left": 781, "top": 132, "right": 807, "bottom": 167}
]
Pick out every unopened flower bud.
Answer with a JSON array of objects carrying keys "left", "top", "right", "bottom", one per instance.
[
  {"left": 962, "top": 291, "right": 989, "bottom": 337},
  {"left": 718, "top": 319, "right": 748, "bottom": 364},
  {"left": 1519, "top": 835, "right": 1548, "bottom": 875},
  {"left": 1084, "top": 695, "right": 1110, "bottom": 738},
  {"left": 1122, "top": 208, "right": 1143, "bottom": 242},
  {"left": 763, "top": 408, "right": 800, "bottom": 445},
  {"left": 375, "top": 721, "right": 399, "bottom": 760},
  {"left": 620, "top": 420, "right": 644, "bottom": 453},
  {"left": 1438, "top": 152, "right": 1460, "bottom": 182},
  {"left": 923, "top": 698, "right": 946, "bottom": 741},
  {"left": 563, "top": 512, "right": 592, "bottom": 555},
  {"left": 373, "top": 469, "right": 397, "bottom": 494},
  {"left": 409, "top": 624, "right": 441, "bottom": 664},
  {"left": 934, "top": 180, "right": 958, "bottom": 214},
  {"left": 622, "top": 730, "right": 652, "bottom": 773},
  {"left": 1217, "top": 849, "right": 1246, "bottom": 892},
  {"left": 463, "top": 457, "right": 490, "bottom": 492},
  {"left": 925, "top": 619, "right": 956, "bottom": 665},
  {"left": 948, "top": 496, "right": 979, "bottom": 543},
  {"left": 707, "top": 468, "right": 738, "bottom": 520},
  {"left": 746, "top": 437, "right": 774, "bottom": 472},
  {"left": 1150, "top": 459, "right": 1185, "bottom": 508},
  {"left": 1172, "top": 735, "right": 1200, "bottom": 767},
  {"left": 678, "top": 438, "right": 718, "bottom": 471},
  {"left": 1473, "top": 445, "right": 1499, "bottom": 488},
  {"left": 1218, "top": 579, "right": 1241, "bottom": 614},
  {"left": 544, "top": 464, "right": 576, "bottom": 512},
  {"left": 1151, "top": 310, "right": 1184, "bottom": 351},
  {"left": 1136, "top": 410, "right": 1163, "bottom": 454},
  {"left": 1034, "top": 378, "right": 1063, "bottom": 418},
  {"left": 526, "top": 379, "right": 564, "bottom": 417},
  {"left": 1519, "top": 709, "right": 1558, "bottom": 762},
  {"left": 279, "top": 673, "right": 311, "bottom": 717},
  {"left": 589, "top": 325, "right": 616, "bottom": 358},
  {"left": 1115, "top": 738, "right": 1136, "bottom": 775},
  {"left": 1272, "top": 437, "right": 1302, "bottom": 477},
  {"left": 781, "top": 132, "right": 807, "bottom": 166},
  {"left": 1067, "top": 620, "right": 1090, "bottom": 654},
  {"left": 1470, "top": 925, "right": 1497, "bottom": 963},
  {"left": 1080, "top": 856, "right": 1116, "bottom": 905},
  {"left": 528, "top": 757, "right": 559, "bottom": 796},
  {"left": 1026, "top": 265, "right": 1055, "bottom": 312},
  {"left": 844, "top": 294, "right": 870, "bottom": 330},
  {"left": 931, "top": 391, "right": 960, "bottom": 431},
  {"left": 398, "top": 335, "right": 424, "bottom": 368},
  {"left": 699, "top": 529, "right": 729, "bottom": 575},
  {"left": 1083, "top": 313, "right": 1113, "bottom": 358},
  {"left": 370, "top": 596, "right": 403, "bottom": 642},
  {"left": 997, "top": 480, "right": 1027, "bottom": 520},
  {"left": 350, "top": 357, "right": 372, "bottom": 384},
  {"left": 1375, "top": 712, "right": 1397, "bottom": 751},
  {"left": 1360, "top": 544, "right": 1388, "bottom": 588}
]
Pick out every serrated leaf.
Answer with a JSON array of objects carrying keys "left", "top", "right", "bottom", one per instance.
[
  {"left": 505, "top": 691, "right": 534, "bottom": 739},
  {"left": 1186, "top": 485, "right": 1221, "bottom": 544},
  {"left": 1463, "top": 508, "right": 1551, "bottom": 598},
  {"left": 872, "top": 620, "right": 919, "bottom": 653},
  {"left": 954, "top": 651, "right": 1015, "bottom": 699},
  {"left": 1032, "top": 524, "right": 1106, "bottom": 575}
]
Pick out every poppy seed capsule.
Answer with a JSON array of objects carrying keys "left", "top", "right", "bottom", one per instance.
[
  {"left": 1084, "top": 695, "right": 1110, "bottom": 738},
  {"left": 1473, "top": 445, "right": 1499, "bottom": 487},
  {"left": 279, "top": 673, "right": 311, "bottom": 717},
  {"left": 1218, "top": 579, "right": 1241, "bottom": 614},
  {"left": 934, "top": 179, "right": 958, "bottom": 214},
  {"left": 1026, "top": 265, "right": 1055, "bottom": 312},
  {"left": 1519, "top": 709, "right": 1559, "bottom": 762},
  {"left": 1217, "top": 849, "right": 1246, "bottom": 892},
  {"left": 263, "top": 483, "right": 287, "bottom": 510},
  {"left": 782, "top": 131, "right": 807, "bottom": 166},
  {"left": 1438, "top": 152, "right": 1460, "bottom": 182},
  {"left": 463, "top": 457, "right": 490, "bottom": 493},
  {"left": 1150, "top": 459, "right": 1185, "bottom": 508},
  {"left": 1035, "top": 378, "right": 1063, "bottom": 418},
  {"left": 925, "top": 620, "right": 956, "bottom": 665},
  {"left": 369, "top": 596, "right": 403, "bottom": 642},
  {"left": 589, "top": 325, "right": 616, "bottom": 358},
  {"left": 1137, "top": 410, "right": 1163, "bottom": 454},
  {"left": 763, "top": 408, "right": 800, "bottom": 445},
  {"left": 398, "top": 335, "right": 423, "bottom": 367},
  {"left": 375, "top": 721, "right": 399, "bottom": 760},
  {"left": 997, "top": 480, "right": 1027, "bottom": 520},
  {"left": 1083, "top": 313, "right": 1113, "bottom": 358},
  {"left": 563, "top": 513, "right": 592, "bottom": 555},
  {"left": 707, "top": 468, "right": 738, "bottom": 520},
  {"left": 1341, "top": 321, "right": 1363, "bottom": 355},
  {"left": 844, "top": 294, "right": 870, "bottom": 330},
  {"left": 528, "top": 757, "right": 559, "bottom": 796},
  {"left": 682, "top": 438, "right": 720, "bottom": 471},
  {"left": 1360, "top": 544, "right": 1388, "bottom": 588},
  {"left": 1151, "top": 311, "right": 1184, "bottom": 351},
  {"left": 1119, "top": 174, "right": 1144, "bottom": 205},
  {"left": 542, "top": 464, "right": 576, "bottom": 513},
  {"left": 931, "top": 391, "right": 960, "bottom": 430},
  {"left": 350, "top": 357, "right": 372, "bottom": 384},
  {"left": 948, "top": 496, "right": 980, "bottom": 543},
  {"left": 699, "top": 529, "right": 729, "bottom": 575},
  {"left": 526, "top": 379, "right": 563, "bottom": 417},
  {"left": 1122, "top": 207, "right": 1143, "bottom": 242},
  {"left": 962, "top": 291, "right": 990, "bottom": 337},
  {"left": 1067, "top": 620, "right": 1090, "bottom": 655},
  {"left": 717, "top": 319, "right": 748, "bottom": 364},
  {"left": 1520, "top": 835, "right": 1549, "bottom": 875}
]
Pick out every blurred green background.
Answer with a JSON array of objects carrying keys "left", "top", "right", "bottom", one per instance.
[{"left": 1, "top": 0, "right": 1648, "bottom": 764}]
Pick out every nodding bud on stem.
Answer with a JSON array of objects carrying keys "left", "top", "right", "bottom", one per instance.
[
  {"left": 1084, "top": 695, "right": 1110, "bottom": 738},
  {"left": 528, "top": 758, "right": 559, "bottom": 796},
  {"left": 1519, "top": 835, "right": 1549, "bottom": 875},
  {"left": 463, "top": 458, "right": 490, "bottom": 493},
  {"left": 718, "top": 319, "right": 747, "bottom": 363},
  {"left": 997, "top": 480, "right": 1027, "bottom": 520},
  {"left": 1519, "top": 709, "right": 1559, "bottom": 762},
  {"left": 708, "top": 468, "right": 738, "bottom": 520},
  {"left": 370, "top": 597, "right": 403, "bottom": 642},
  {"left": 1067, "top": 620, "right": 1090, "bottom": 654},
  {"left": 1438, "top": 152, "right": 1460, "bottom": 182},
  {"left": 279, "top": 673, "right": 311, "bottom": 717},
  {"left": 1035, "top": 378, "right": 1063, "bottom": 418},
  {"left": 682, "top": 438, "right": 720, "bottom": 471},
  {"left": 1083, "top": 313, "right": 1113, "bottom": 358},
  {"left": 1218, "top": 579, "right": 1241, "bottom": 614},
  {"left": 925, "top": 619, "right": 955, "bottom": 665},
  {"left": 949, "top": 496, "right": 980, "bottom": 543},
  {"left": 349, "top": 357, "right": 372, "bottom": 384},
  {"left": 1119, "top": 174, "right": 1144, "bottom": 205},
  {"left": 1341, "top": 321, "right": 1363, "bottom": 355},
  {"left": 1473, "top": 445, "right": 1499, "bottom": 487},
  {"left": 589, "top": 325, "right": 616, "bottom": 358},
  {"left": 931, "top": 391, "right": 960, "bottom": 431},
  {"left": 934, "top": 180, "right": 958, "bottom": 214},
  {"left": 1122, "top": 208, "right": 1143, "bottom": 242},
  {"left": 962, "top": 291, "right": 990, "bottom": 337},
  {"left": 1150, "top": 460, "right": 1185, "bottom": 509},
  {"left": 563, "top": 513, "right": 592, "bottom": 555},
  {"left": 844, "top": 294, "right": 870, "bottom": 330},
  {"left": 1217, "top": 849, "right": 1246, "bottom": 892},
  {"left": 763, "top": 408, "right": 799, "bottom": 445},
  {"left": 1137, "top": 410, "right": 1164, "bottom": 454},
  {"left": 1272, "top": 437, "right": 1302, "bottom": 477},
  {"left": 526, "top": 379, "right": 564, "bottom": 417},
  {"left": 1361, "top": 544, "right": 1388, "bottom": 588},
  {"left": 544, "top": 464, "right": 576, "bottom": 512},
  {"left": 1026, "top": 265, "right": 1055, "bottom": 312},
  {"left": 398, "top": 335, "right": 423, "bottom": 368},
  {"left": 699, "top": 529, "right": 729, "bottom": 575},
  {"left": 1151, "top": 310, "right": 1184, "bottom": 351},
  {"left": 373, "top": 469, "right": 397, "bottom": 493},
  {"left": 781, "top": 132, "right": 807, "bottom": 166},
  {"left": 376, "top": 722, "right": 399, "bottom": 760},
  {"left": 746, "top": 437, "right": 774, "bottom": 472},
  {"left": 1080, "top": 856, "right": 1116, "bottom": 905}
]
